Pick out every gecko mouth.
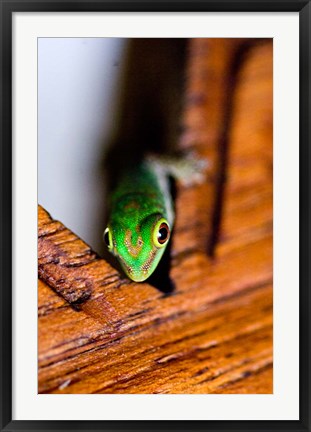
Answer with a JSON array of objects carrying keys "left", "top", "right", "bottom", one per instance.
[
  {"left": 129, "top": 274, "right": 149, "bottom": 283},
  {"left": 120, "top": 260, "right": 134, "bottom": 278},
  {"left": 117, "top": 252, "right": 158, "bottom": 282}
]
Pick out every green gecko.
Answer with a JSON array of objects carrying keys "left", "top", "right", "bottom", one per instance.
[{"left": 103, "top": 154, "right": 206, "bottom": 282}]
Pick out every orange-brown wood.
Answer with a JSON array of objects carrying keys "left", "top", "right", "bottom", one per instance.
[{"left": 38, "top": 38, "right": 273, "bottom": 394}]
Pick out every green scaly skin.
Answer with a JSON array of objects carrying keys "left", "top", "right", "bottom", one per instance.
[{"left": 104, "top": 159, "right": 174, "bottom": 282}]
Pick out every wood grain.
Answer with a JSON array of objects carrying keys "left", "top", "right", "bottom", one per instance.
[{"left": 38, "top": 38, "right": 273, "bottom": 394}]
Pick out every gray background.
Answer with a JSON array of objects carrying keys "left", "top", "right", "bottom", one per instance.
[{"left": 38, "top": 38, "right": 126, "bottom": 255}]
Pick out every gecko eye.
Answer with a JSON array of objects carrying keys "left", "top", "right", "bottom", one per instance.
[
  {"left": 153, "top": 219, "right": 170, "bottom": 248},
  {"left": 104, "top": 227, "right": 113, "bottom": 250}
]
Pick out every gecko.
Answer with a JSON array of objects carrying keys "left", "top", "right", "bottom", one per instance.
[{"left": 103, "top": 154, "right": 207, "bottom": 282}]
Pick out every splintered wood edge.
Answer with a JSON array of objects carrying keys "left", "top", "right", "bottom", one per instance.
[
  {"left": 39, "top": 205, "right": 103, "bottom": 303},
  {"left": 38, "top": 205, "right": 139, "bottom": 327}
]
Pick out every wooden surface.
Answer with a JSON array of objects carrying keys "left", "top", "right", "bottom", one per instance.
[{"left": 38, "top": 39, "right": 273, "bottom": 394}]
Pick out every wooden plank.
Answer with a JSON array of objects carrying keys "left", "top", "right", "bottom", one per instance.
[{"left": 38, "top": 38, "right": 273, "bottom": 394}]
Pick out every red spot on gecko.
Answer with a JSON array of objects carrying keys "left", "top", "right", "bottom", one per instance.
[{"left": 124, "top": 201, "right": 140, "bottom": 211}]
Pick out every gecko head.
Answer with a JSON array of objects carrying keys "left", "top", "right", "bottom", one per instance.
[{"left": 103, "top": 213, "right": 171, "bottom": 282}]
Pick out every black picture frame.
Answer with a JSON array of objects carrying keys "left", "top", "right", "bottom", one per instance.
[{"left": 1, "top": 1, "right": 310, "bottom": 431}]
